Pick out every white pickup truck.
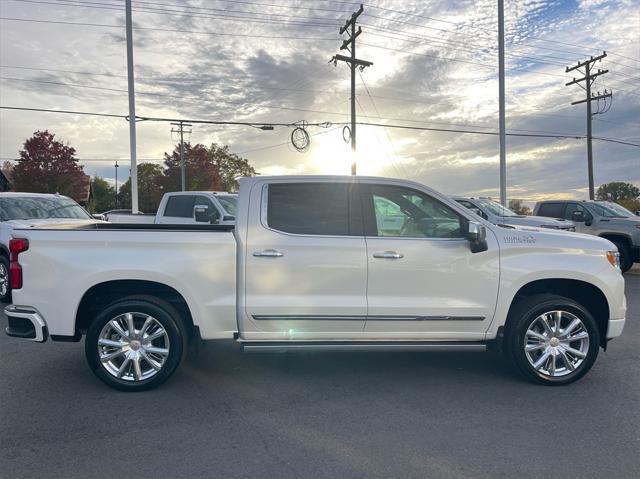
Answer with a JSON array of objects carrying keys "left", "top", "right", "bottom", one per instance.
[
  {"left": 106, "top": 191, "right": 237, "bottom": 225},
  {"left": 5, "top": 176, "right": 626, "bottom": 390}
]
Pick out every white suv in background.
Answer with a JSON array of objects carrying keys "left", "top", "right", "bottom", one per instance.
[{"left": 454, "top": 197, "right": 575, "bottom": 231}]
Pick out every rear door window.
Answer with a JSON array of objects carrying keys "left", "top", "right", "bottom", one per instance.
[
  {"left": 537, "top": 202, "right": 565, "bottom": 218},
  {"left": 164, "top": 195, "right": 195, "bottom": 218},
  {"left": 266, "top": 183, "right": 358, "bottom": 236}
]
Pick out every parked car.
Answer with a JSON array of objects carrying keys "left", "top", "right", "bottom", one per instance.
[
  {"left": 106, "top": 191, "right": 237, "bottom": 225},
  {"left": 0, "top": 192, "right": 99, "bottom": 302},
  {"left": 5, "top": 176, "right": 625, "bottom": 390},
  {"left": 454, "top": 197, "right": 575, "bottom": 231},
  {"left": 534, "top": 199, "right": 640, "bottom": 272}
]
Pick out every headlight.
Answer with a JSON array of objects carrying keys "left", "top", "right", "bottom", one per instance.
[{"left": 606, "top": 250, "right": 621, "bottom": 269}]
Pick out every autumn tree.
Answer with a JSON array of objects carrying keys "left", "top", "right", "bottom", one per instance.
[
  {"left": 162, "top": 143, "right": 223, "bottom": 192},
  {"left": 508, "top": 199, "right": 532, "bottom": 215},
  {"left": 208, "top": 143, "right": 256, "bottom": 191},
  {"left": 119, "top": 163, "right": 164, "bottom": 213},
  {"left": 596, "top": 182, "right": 640, "bottom": 202},
  {"left": 11, "top": 130, "right": 86, "bottom": 198}
]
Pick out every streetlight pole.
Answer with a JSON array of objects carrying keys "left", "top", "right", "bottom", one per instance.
[
  {"left": 498, "top": 0, "right": 507, "bottom": 207},
  {"left": 125, "top": 0, "right": 138, "bottom": 213},
  {"left": 114, "top": 161, "right": 119, "bottom": 209}
]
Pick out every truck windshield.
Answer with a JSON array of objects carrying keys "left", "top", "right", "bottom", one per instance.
[
  {"left": 0, "top": 196, "right": 91, "bottom": 221},
  {"left": 217, "top": 196, "right": 237, "bottom": 216},
  {"left": 476, "top": 199, "right": 518, "bottom": 217},
  {"left": 596, "top": 202, "right": 632, "bottom": 218},
  {"left": 588, "top": 202, "right": 629, "bottom": 218}
]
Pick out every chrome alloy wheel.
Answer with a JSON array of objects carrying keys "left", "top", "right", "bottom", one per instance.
[
  {"left": 524, "top": 310, "right": 590, "bottom": 377},
  {"left": 97, "top": 312, "right": 170, "bottom": 382},
  {"left": 0, "top": 262, "right": 7, "bottom": 297}
]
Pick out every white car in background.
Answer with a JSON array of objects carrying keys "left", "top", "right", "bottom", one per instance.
[
  {"left": 0, "top": 192, "right": 98, "bottom": 302},
  {"left": 454, "top": 197, "right": 575, "bottom": 231},
  {"left": 106, "top": 191, "right": 238, "bottom": 226}
]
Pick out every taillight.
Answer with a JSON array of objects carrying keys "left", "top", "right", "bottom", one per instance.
[{"left": 9, "top": 238, "right": 29, "bottom": 289}]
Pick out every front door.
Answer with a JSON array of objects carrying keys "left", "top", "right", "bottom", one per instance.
[
  {"left": 360, "top": 183, "right": 500, "bottom": 340},
  {"left": 242, "top": 181, "right": 367, "bottom": 340}
]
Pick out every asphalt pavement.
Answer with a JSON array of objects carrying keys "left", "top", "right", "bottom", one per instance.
[{"left": 1, "top": 270, "right": 639, "bottom": 478}]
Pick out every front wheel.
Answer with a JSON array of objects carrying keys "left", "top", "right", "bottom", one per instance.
[
  {"left": 85, "top": 295, "right": 188, "bottom": 391},
  {"left": 0, "top": 256, "right": 11, "bottom": 303},
  {"left": 506, "top": 294, "right": 600, "bottom": 385}
]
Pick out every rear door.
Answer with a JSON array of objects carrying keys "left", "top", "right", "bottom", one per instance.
[
  {"left": 242, "top": 181, "right": 367, "bottom": 340},
  {"left": 361, "top": 182, "right": 500, "bottom": 340}
]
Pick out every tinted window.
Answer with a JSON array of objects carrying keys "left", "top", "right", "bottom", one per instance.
[
  {"left": 164, "top": 195, "right": 195, "bottom": 218},
  {"left": 537, "top": 202, "right": 564, "bottom": 218},
  {"left": 194, "top": 195, "right": 221, "bottom": 223},
  {"left": 564, "top": 203, "right": 590, "bottom": 221},
  {"left": 267, "top": 183, "right": 350, "bottom": 236},
  {"left": 367, "top": 185, "right": 463, "bottom": 238}
]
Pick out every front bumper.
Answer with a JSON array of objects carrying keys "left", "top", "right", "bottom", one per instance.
[
  {"left": 607, "top": 318, "right": 626, "bottom": 339},
  {"left": 4, "top": 305, "right": 48, "bottom": 342}
]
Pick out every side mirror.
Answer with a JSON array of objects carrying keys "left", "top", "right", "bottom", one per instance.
[
  {"left": 635, "top": 211, "right": 640, "bottom": 217},
  {"left": 92, "top": 214, "right": 106, "bottom": 221},
  {"left": 467, "top": 222, "right": 488, "bottom": 253},
  {"left": 571, "top": 211, "right": 585, "bottom": 222},
  {"left": 222, "top": 215, "right": 235, "bottom": 222},
  {"left": 194, "top": 204, "right": 210, "bottom": 223}
]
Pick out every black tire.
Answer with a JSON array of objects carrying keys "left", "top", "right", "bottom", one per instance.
[
  {"left": 85, "top": 295, "right": 188, "bottom": 391},
  {"left": 505, "top": 294, "right": 600, "bottom": 386},
  {"left": 0, "top": 255, "right": 11, "bottom": 303},
  {"left": 612, "top": 241, "right": 633, "bottom": 273}
]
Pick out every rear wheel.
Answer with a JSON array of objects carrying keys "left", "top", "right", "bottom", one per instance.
[
  {"left": 0, "top": 256, "right": 10, "bottom": 303},
  {"left": 85, "top": 295, "right": 188, "bottom": 391},
  {"left": 506, "top": 294, "right": 600, "bottom": 385},
  {"left": 612, "top": 241, "right": 633, "bottom": 273}
]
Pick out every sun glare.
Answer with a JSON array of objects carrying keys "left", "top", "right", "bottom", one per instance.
[{"left": 310, "top": 127, "right": 398, "bottom": 176}]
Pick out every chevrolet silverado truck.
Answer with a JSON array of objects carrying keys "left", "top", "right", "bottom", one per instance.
[
  {"left": 5, "top": 176, "right": 626, "bottom": 390},
  {"left": 534, "top": 199, "right": 640, "bottom": 272},
  {"left": 106, "top": 191, "right": 237, "bottom": 225}
]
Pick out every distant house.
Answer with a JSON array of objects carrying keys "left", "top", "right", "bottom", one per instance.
[
  {"left": 0, "top": 163, "right": 92, "bottom": 206},
  {"left": 76, "top": 174, "right": 93, "bottom": 206}
]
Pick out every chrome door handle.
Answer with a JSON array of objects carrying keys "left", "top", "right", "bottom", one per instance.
[
  {"left": 253, "top": 249, "right": 284, "bottom": 258},
  {"left": 372, "top": 251, "right": 404, "bottom": 259}
]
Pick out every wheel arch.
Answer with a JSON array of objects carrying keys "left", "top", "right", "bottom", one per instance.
[
  {"left": 75, "top": 280, "right": 196, "bottom": 338},
  {"left": 599, "top": 232, "right": 632, "bottom": 248},
  {"left": 505, "top": 278, "right": 610, "bottom": 348}
]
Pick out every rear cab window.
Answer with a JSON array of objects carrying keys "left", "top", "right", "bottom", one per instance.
[
  {"left": 537, "top": 202, "right": 565, "bottom": 218},
  {"left": 265, "top": 182, "right": 361, "bottom": 236},
  {"left": 164, "top": 195, "right": 195, "bottom": 218}
]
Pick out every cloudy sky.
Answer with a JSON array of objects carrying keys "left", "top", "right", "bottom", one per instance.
[{"left": 0, "top": 0, "right": 638, "bottom": 203}]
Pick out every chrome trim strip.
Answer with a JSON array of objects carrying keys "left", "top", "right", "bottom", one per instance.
[
  {"left": 242, "top": 342, "right": 487, "bottom": 353},
  {"left": 252, "top": 315, "right": 486, "bottom": 321}
]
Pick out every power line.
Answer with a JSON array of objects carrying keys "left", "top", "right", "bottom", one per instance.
[{"left": 2, "top": 105, "right": 638, "bottom": 147}]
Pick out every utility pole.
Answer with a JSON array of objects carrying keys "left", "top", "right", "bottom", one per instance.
[
  {"left": 114, "top": 161, "right": 119, "bottom": 209},
  {"left": 125, "top": 0, "right": 138, "bottom": 213},
  {"left": 171, "top": 121, "right": 192, "bottom": 191},
  {"left": 330, "top": 4, "right": 373, "bottom": 176},
  {"left": 498, "top": 0, "right": 507, "bottom": 207},
  {"left": 566, "top": 51, "right": 611, "bottom": 200}
]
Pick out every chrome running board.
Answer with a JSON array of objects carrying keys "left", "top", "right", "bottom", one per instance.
[{"left": 241, "top": 341, "right": 486, "bottom": 353}]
